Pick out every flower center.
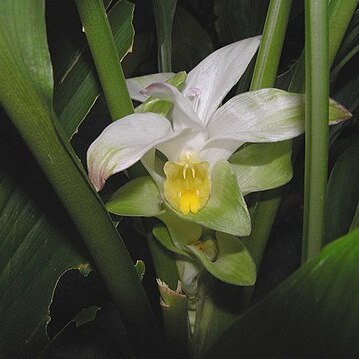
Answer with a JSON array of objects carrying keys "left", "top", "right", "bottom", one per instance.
[{"left": 163, "top": 153, "right": 211, "bottom": 215}]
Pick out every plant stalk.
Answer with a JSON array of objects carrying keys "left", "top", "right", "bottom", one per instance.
[
  {"left": 250, "top": 0, "right": 293, "bottom": 90},
  {"left": 75, "top": 0, "right": 134, "bottom": 120},
  {"left": 302, "top": 0, "right": 329, "bottom": 261}
]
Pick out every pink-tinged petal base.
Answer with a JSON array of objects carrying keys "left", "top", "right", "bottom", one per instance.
[{"left": 87, "top": 113, "right": 180, "bottom": 191}]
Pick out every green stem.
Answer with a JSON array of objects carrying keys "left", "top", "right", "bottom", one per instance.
[
  {"left": 302, "top": 0, "right": 329, "bottom": 261},
  {"left": 75, "top": 0, "right": 134, "bottom": 120},
  {"left": 238, "top": 0, "right": 293, "bottom": 310},
  {"left": 250, "top": 0, "right": 293, "bottom": 90}
]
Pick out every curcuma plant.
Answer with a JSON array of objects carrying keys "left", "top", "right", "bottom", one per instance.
[
  {"left": 88, "top": 37, "right": 350, "bottom": 292},
  {"left": 1, "top": 0, "right": 359, "bottom": 358}
]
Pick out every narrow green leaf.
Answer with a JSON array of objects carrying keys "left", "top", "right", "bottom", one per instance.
[
  {"left": 205, "top": 228, "right": 359, "bottom": 358},
  {"left": 332, "top": 10, "right": 359, "bottom": 78},
  {"left": 325, "top": 139, "right": 359, "bottom": 243},
  {"left": 230, "top": 142, "right": 293, "bottom": 195}
]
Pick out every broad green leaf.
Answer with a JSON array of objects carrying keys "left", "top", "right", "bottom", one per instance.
[
  {"left": 178, "top": 161, "right": 251, "bottom": 237},
  {"left": 54, "top": 0, "right": 135, "bottom": 139},
  {"left": 153, "top": 0, "right": 177, "bottom": 71},
  {"left": 73, "top": 305, "right": 101, "bottom": 328},
  {"left": 187, "top": 233, "right": 256, "bottom": 286},
  {"left": 205, "top": 228, "right": 359, "bottom": 358},
  {"left": 0, "top": 122, "right": 88, "bottom": 357},
  {"left": 172, "top": 6, "right": 214, "bottom": 72},
  {"left": 325, "top": 138, "right": 359, "bottom": 243},
  {"left": 351, "top": 202, "right": 359, "bottom": 230},
  {"left": 0, "top": 1, "right": 89, "bottom": 355},
  {"left": 0, "top": 0, "right": 160, "bottom": 355},
  {"left": 230, "top": 142, "right": 293, "bottom": 195},
  {"left": 106, "top": 176, "right": 163, "bottom": 217}
]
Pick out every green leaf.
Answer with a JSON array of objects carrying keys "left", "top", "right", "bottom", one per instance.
[
  {"left": 54, "top": 0, "right": 135, "bottom": 139},
  {"left": 177, "top": 161, "right": 251, "bottom": 237},
  {"left": 0, "top": 123, "right": 88, "bottom": 357},
  {"left": 332, "top": 9, "right": 359, "bottom": 75},
  {"left": 74, "top": 305, "right": 101, "bottom": 327},
  {"left": 172, "top": 6, "right": 214, "bottom": 72},
  {"left": 106, "top": 176, "right": 163, "bottom": 217},
  {"left": 187, "top": 233, "right": 256, "bottom": 286},
  {"left": 0, "top": 0, "right": 161, "bottom": 355},
  {"left": 325, "top": 138, "right": 359, "bottom": 243},
  {"left": 230, "top": 141, "right": 293, "bottom": 195},
  {"left": 205, "top": 228, "right": 359, "bottom": 358}
]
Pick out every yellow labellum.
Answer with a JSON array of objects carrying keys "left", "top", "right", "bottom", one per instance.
[{"left": 163, "top": 153, "right": 211, "bottom": 215}]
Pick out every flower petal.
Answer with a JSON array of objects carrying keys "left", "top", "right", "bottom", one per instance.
[
  {"left": 126, "top": 73, "right": 174, "bottom": 102},
  {"left": 183, "top": 36, "right": 261, "bottom": 125},
  {"left": 199, "top": 138, "right": 245, "bottom": 167},
  {"left": 208, "top": 89, "right": 352, "bottom": 143},
  {"left": 158, "top": 130, "right": 207, "bottom": 161},
  {"left": 87, "top": 113, "right": 182, "bottom": 191},
  {"left": 142, "top": 82, "right": 205, "bottom": 131}
]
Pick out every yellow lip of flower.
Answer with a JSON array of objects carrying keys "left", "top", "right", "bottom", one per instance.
[{"left": 163, "top": 152, "right": 211, "bottom": 215}]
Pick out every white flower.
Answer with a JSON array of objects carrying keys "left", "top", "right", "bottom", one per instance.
[{"left": 87, "top": 36, "right": 351, "bottom": 232}]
